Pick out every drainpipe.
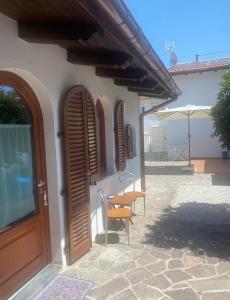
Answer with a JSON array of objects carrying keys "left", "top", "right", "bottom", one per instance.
[{"left": 140, "top": 97, "right": 177, "bottom": 191}]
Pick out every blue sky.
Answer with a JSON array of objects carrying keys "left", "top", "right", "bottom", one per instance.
[{"left": 124, "top": 0, "right": 230, "bottom": 67}]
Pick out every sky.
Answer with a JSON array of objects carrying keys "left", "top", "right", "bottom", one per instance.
[{"left": 124, "top": 0, "right": 230, "bottom": 67}]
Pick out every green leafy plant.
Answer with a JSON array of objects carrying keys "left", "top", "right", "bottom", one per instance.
[
  {"left": 0, "top": 88, "right": 26, "bottom": 124},
  {"left": 211, "top": 69, "right": 230, "bottom": 149}
]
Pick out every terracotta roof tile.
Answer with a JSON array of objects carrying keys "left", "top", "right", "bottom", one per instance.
[{"left": 169, "top": 57, "right": 230, "bottom": 75}]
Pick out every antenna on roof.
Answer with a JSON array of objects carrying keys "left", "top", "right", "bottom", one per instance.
[
  {"left": 165, "top": 41, "right": 177, "bottom": 66},
  {"left": 195, "top": 50, "right": 230, "bottom": 61}
]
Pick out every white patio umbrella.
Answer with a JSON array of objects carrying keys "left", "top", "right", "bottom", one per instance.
[{"left": 155, "top": 105, "right": 212, "bottom": 166}]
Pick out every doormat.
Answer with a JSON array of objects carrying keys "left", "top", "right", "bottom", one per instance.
[{"left": 33, "top": 275, "right": 93, "bottom": 300}]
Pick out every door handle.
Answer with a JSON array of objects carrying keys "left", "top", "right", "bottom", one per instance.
[
  {"left": 37, "top": 180, "right": 48, "bottom": 206},
  {"left": 37, "top": 180, "right": 45, "bottom": 188},
  {"left": 43, "top": 190, "right": 48, "bottom": 206}
]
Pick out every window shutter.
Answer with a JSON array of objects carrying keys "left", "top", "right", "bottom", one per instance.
[
  {"left": 126, "top": 124, "right": 134, "bottom": 159},
  {"left": 85, "top": 89, "right": 99, "bottom": 183},
  {"left": 96, "top": 99, "right": 106, "bottom": 176},
  {"left": 114, "top": 100, "right": 126, "bottom": 171},
  {"left": 62, "top": 86, "right": 92, "bottom": 264},
  {"left": 132, "top": 126, "right": 137, "bottom": 157}
]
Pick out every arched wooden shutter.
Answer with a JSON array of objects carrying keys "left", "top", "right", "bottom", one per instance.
[
  {"left": 62, "top": 86, "right": 92, "bottom": 264},
  {"left": 85, "top": 90, "right": 99, "bottom": 183},
  {"left": 114, "top": 100, "right": 126, "bottom": 171},
  {"left": 126, "top": 124, "right": 134, "bottom": 159},
  {"left": 96, "top": 99, "right": 107, "bottom": 176}
]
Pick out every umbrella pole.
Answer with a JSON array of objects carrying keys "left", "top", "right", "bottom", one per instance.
[{"left": 188, "top": 113, "right": 191, "bottom": 166}]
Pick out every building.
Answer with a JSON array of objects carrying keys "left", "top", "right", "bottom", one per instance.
[
  {"left": 0, "top": 1, "right": 180, "bottom": 298},
  {"left": 142, "top": 57, "right": 230, "bottom": 160}
]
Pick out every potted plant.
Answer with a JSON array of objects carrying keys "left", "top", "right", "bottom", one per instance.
[{"left": 211, "top": 69, "right": 230, "bottom": 159}]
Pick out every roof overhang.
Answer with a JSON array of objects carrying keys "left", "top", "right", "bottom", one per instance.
[
  {"left": 169, "top": 63, "right": 230, "bottom": 76},
  {"left": 0, "top": 0, "right": 181, "bottom": 100}
]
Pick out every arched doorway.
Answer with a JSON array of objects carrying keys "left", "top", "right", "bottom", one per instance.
[{"left": 0, "top": 71, "right": 51, "bottom": 299}]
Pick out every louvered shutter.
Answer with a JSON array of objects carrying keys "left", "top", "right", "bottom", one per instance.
[
  {"left": 126, "top": 124, "right": 134, "bottom": 159},
  {"left": 62, "top": 86, "right": 92, "bottom": 264},
  {"left": 85, "top": 90, "right": 99, "bottom": 183},
  {"left": 132, "top": 126, "right": 137, "bottom": 157},
  {"left": 114, "top": 100, "right": 126, "bottom": 171},
  {"left": 96, "top": 99, "right": 107, "bottom": 176}
]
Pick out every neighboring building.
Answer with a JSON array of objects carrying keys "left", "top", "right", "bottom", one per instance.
[
  {"left": 143, "top": 57, "right": 230, "bottom": 160},
  {"left": 0, "top": 1, "right": 180, "bottom": 298}
]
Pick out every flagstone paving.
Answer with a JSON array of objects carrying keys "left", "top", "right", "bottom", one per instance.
[
  {"left": 59, "top": 162, "right": 230, "bottom": 299},
  {"left": 10, "top": 161, "right": 230, "bottom": 300}
]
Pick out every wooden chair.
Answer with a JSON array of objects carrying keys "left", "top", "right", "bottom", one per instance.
[
  {"left": 107, "top": 194, "right": 135, "bottom": 224},
  {"left": 119, "top": 172, "right": 146, "bottom": 215},
  {"left": 98, "top": 189, "right": 132, "bottom": 245}
]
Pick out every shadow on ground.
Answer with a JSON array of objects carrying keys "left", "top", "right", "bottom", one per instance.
[
  {"left": 144, "top": 202, "right": 230, "bottom": 260},
  {"left": 95, "top": 219, "right": 126, "bottom": 245},
  {"left": 145, "top": 165, "right": 193, "bottom": 175}
]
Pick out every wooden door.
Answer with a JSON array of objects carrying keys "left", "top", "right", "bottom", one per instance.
[
  {"left": 0, "top": 71, "right": 51, "bottom": 299},
  {"left": 62, "top": 86, "right": 92, "bottom": 264}
]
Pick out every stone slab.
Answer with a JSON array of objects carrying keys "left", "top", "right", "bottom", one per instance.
[
  {"left": 111, "top": 289, "right": 137, "bottom": 300},
  {"left": 165, "top": 288, "right": 199, "bottom": 300},
  {"left": 125, "top": 267, "right": 152, "bottom": 284},
  {"left": 149, "top": 249, "right": 171, "bottom": 260},
  {"left": 182, "top": 255, "right": 203, "bottom": 268},
  {"left": 136, "top": 254, "right": 157, "bottom": 266},
  {"left": 147, "top": 261, "right": 167, "bottom": 275},
  {"left": 132, "top": 283, "right": 163, "bottom": 299},
  {"left": 144, "top": 273, "right": 171, "bottom": 290},
  {"left": 188, "top": 274, "right": 230, "bottom": 292},
  {"left": 202, "top": 291, "right": 230, "bottom": 300},
  {"left": 216, "top": 262, "right": 230, "bottom": 275},
  {"left": 109, "top": 261, "right": 136, "bottom": 274},
  {"left": 165, "top": 269, "right": 191, "bottom": 283},
  {"left": 168, "top": 259, "right": 184, "bottom": 269},
  {"left": 89, "top": 276, "right": 129, "bottom": 299},
  {"left": 186, "top": 265, "right": 216, "bottom": 278}
]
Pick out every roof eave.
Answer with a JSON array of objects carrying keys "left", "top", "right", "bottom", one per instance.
[
  {"left": 78, "top": 0, "right": 181, "bottom": 99},
  {"left": 169, "top": 64, "right": 230, "bottom": 76}
]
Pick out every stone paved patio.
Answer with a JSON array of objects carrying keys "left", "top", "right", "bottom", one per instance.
[
  {"left": 59, "top": 161, "right": 230, "bottom": 299},
  {"left": 13, "top": 161, "right": 230, "bottom": 300}
]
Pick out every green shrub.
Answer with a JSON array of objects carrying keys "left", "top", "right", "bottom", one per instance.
[
  {"left": 0, "top": 89, "right": 26, "bottom": 124},
  {"left": 211, "top": 69, "right": 230, "bottom": 149}
]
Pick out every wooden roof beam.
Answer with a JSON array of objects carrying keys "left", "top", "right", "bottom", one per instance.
[
  {"left": 18, "top": 22, "right": 103, "bottom": 43},
  {"left": 96, "top": 67, "right": 148, "bottom": 80},
  {"left": 128, "top": 87, "right": 164, "bottom": 94},
  {"left": 68, "top": 49, "right": 131, "bottom": 67},
  {"left": 114, "top": 79, "right": 158, "bottom": 89},
  {"left": 137, "top": 91, "right": 169, "bottom": 99}
]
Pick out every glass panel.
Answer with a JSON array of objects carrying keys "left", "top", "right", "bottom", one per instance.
[{"left": 0, "top": 86, "right": 37, "bottom": 230}]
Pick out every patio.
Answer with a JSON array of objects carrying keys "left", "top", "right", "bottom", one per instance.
[{"left": 13, "top": 160, "right": 230, "bottom": 299}]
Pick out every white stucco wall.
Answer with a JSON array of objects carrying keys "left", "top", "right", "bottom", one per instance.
[
  {"left": 167, "top": 72, "right": 222, "bottom": 158},
  {"left": 0, "top": 14, "right": 141, "bottom": 264},
  {"left": 144, "top": 70, "right": 223, "bottom": 158}
]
